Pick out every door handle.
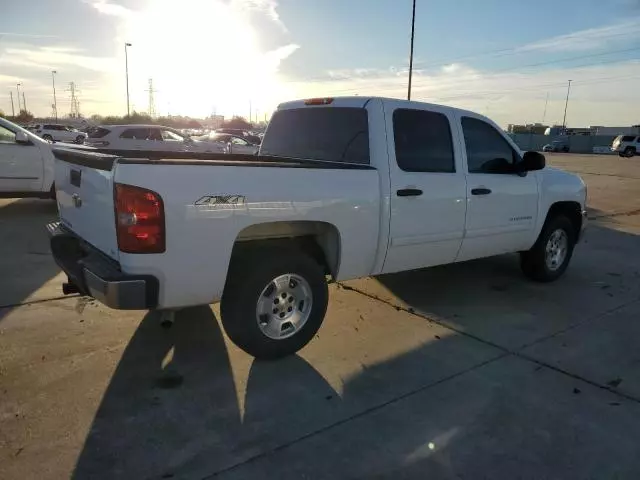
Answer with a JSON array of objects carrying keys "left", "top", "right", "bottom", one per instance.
[
  {"left": 471, "top": 188, "right": 492, "bottom": 195},
  {"left": 397, "top": 188, "right": 423, "bottom": 197}
]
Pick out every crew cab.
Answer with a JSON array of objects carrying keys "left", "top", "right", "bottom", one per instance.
[
  {"left": 47, "top": 97, "right": 587, "bottom": 359},
  {"left": 0, "top": 116, "right": 57, "bottom": 198}
]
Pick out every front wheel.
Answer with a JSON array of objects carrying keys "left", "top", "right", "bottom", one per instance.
[
  {"left": 42, "top": 134, "right": 53, "bottom": 142},
  {"left": 75, "top": 135, "right": 85, "bottom": 144},
  {"left": 520, "top": 215, "right": 576, "bottom": 282},
  {"left": 221, "top": 246, "right": 328, "bottom": 359}
]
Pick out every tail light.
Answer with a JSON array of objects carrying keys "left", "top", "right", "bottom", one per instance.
[{"left": 114, "top": 183, "right": 165, "bottom": 253}]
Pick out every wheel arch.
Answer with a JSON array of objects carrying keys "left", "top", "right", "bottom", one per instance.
[
  {"left": 543, "top": 201, "right": 583, "bottom": 240},
  {"left": 230, "top": 220, "right": 342, "bottom": 279}
]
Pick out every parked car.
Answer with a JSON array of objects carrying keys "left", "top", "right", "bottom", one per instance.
[
  {"left": 216, "top": 128, "right": 261, "bottom": 145},
  {"left": 611, "top": 135, "right": 639, "bottom": 157},
  {"left": 0, "top": 117, "right": 57, "bottom": 198},
  {"left": 48, "top": 96, "right": 587, "bottom": 359},
  {"left": 28, "top": 124, "right": 87, "bottom": 144},
  {"left": 193, "top": 132, "right": 258, "bottom": 154},
  {"left": 542, "top": 140, "right": 569, "bottom": 153},
  {"left": 226, "top": 135, "right": 259, "bottom": 154},
  {"left": 83, "top": 124, "right": 225, "bottom": 153}
]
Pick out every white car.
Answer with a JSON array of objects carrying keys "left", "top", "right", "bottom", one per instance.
[
  {"left": 194, "top": 132, "right": 259, "bottom": 155},
  {"left": 0, "top": 117, "right": 57, "bottom": 198},
  {"left": 29, "top": 124, "right": 87, "bottom": 144},
  {"left": 84, "top": 124, "right": 224, "bottom": 153},
  {"left": 611, "top": 135, "right": 639, "bottom": 157},
  {"left": 48, "top": 96, "right": 587, "bottom": 359}
]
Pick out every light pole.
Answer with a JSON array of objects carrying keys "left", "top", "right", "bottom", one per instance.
[
  {"left": 407, "top": 0, "right": 417, "bottom": 100},
  {"left": 125, "top": 42, "right": 132, "bottom": 117},
  {"left": 16, "top": 83, "right": 22, "bottom": 112},
  {"left": 52, "top": 70, "right": 58, "bottom": 121},
  {"left": 10, "top": 91, "right": 15, "bottom": 116},
  {"left": 562, "top": 79, "right": 572, "bottom": 132}
]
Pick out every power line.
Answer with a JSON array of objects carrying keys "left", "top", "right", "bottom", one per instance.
[{"left": 308, "top": 52, "right": 640, "bottom": 97}]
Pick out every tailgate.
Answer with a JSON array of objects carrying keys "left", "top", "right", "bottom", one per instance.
[{"left": 53, "top": 148, "right": 120, "bottom": 260}]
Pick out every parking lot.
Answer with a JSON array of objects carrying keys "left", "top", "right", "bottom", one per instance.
[{"left": 2, "top": 153, "right": 640, "bottom": 479}]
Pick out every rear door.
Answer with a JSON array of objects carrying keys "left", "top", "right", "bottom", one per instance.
[
  {"left": 382, "top": 102, "right": 468, "bottom": 274},
  {"left": 456, "top": 114, "right": 538, "bottom": 261},
  {"left": 54, "top": 149, "right": 120, "bottom": 259}
]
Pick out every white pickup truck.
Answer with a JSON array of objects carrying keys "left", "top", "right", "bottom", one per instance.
[
  {"left": 0, "top": 117, "right": 57, "bottom": 198},
  {"left": 48, "top": 97, "right": 587, "bottom": 359}
]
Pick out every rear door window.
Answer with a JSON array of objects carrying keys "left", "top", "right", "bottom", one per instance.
[
  {"left": 622, "top": 135, "right": 636, "bottom": 142},
  {"left": 392, "top": 109, "right": 455, "bottom": 172},
  {"left": 261, "top": 107, "right": 369, "bottom": 164},
  {"left": 120, "top": 128, "right": 150, "bottom": 140}
]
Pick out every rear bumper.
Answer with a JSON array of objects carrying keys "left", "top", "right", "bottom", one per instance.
[{"left": 47, "top": 222, "right": 158, "bottom": 310}]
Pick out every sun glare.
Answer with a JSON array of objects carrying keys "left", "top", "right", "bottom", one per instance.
[{"left": 121, "top": 0, "right": 291, "bottom": 119}]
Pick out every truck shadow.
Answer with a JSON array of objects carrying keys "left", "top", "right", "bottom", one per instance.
[
  {"left": 72, "top": 305, "right": 340, "bottom": 479},
  {"left": 370, "top": 212, "right": 640, "bottom": 351},
  {"left": 71, "top": 215, "right": 640, "bottom": 478},
  {"left": 0, "top": 198, "right": 61, "bottom": 322}
]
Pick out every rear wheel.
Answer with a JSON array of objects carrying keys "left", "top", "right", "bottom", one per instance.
[
  {"left": 521, "top": 215, "right": 576, "bottom": 282},
  {"left": 221, "top": 246, "right": 329, "bottom": 359},
  {"left": 42, "top": 134, "right": 53, "bottom": 142},
  {"left": 75, "top": 135, "right": 85, "bottom": 144},
  {"left": 624, "top": 147, "right": 636, "bottom": 158}
]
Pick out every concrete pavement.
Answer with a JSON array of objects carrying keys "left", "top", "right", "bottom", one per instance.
[{"left": 1, "top": 154, "right": 640, "bottom": 479}]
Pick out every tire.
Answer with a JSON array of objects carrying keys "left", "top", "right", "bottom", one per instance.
[
  {"left": 520, "top": 215, "right": 576, "bottom": 282},
  {"left": 42, "top": 134, "right": 53, "bottom": 142},
  {"left": 221, "top": 246, "right": 329, "bottom": 359},
  {"left": 76, "top": 135, "right": 85, "bottom": 144},
  {"left": 624, "top": 147, "right": 636, "bottom": 158}
]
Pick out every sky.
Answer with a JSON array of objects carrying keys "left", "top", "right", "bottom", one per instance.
[{"left": 1, "top": 0, "right": 639, "bottom": 127}]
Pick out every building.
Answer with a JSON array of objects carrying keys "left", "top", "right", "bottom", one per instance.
[{"left": 508, "top": 123, "right": 549, "bottom": 135}]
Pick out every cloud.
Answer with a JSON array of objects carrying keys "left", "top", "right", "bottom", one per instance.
[
  {"left": 0, "top": 44, "right": 116, "bottom": 72},
  {"left": 231, "top": 0, "right": 285, "bottom": 30},
  {"left": 282, "top": 60, "right": 640, "bottom": 127},
  {"left": 517, "top": 18, "right": 640, "bottom": 52},
  {"left": 86, "top": 0, "right": 132, "bottom": 17}
]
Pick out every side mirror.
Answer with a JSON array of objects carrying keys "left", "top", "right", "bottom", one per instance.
[
  {"left": 15, "top": 131, "right": 32, "bottom": 145},
  {"left": 520, "top": 151, "right": 545, "bottom": 172}
]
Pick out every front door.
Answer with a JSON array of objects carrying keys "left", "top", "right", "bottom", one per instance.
[
  {"left": 0, "top": 124, "right": 42, "bottom": 192},
  {"left": 382, "top": 103, "right": 468, "bottom": 274},
  {"left": 456, "top": 114, "right": 539, "bottom": 262}
]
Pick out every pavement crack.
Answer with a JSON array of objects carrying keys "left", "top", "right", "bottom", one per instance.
[
  {"left": 338, "top": 282, "right": 640, "bottom": 406},
  {"left": 0, "top": 294, "right": 81, "bottom": 310}
]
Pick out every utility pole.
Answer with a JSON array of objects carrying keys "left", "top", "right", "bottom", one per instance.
[
  {"left": 562, "top": 80, "right": 572, "bottom": 132},
  {"left": 249, "top": 100, "right": 252, "bottom": 124},
  {"left": 22, "top": 92, "right": 27, "bottom": 112},
  {"left": 10, "top": 91, "right": 15, "bottom": 116},
  {"left": 16, "top": 83, "right": 22, "bottom": 112},
  {"left": 124, "top": 42, "right": 132, "bottom": 116},
  {"left": 542, "top": 92, "right": 549, "bottom": 125},
  {"left": 407, "top": 0, "right": 417, "bottom": 100},
  {"left": 146, "top": 78, "right": 156, "bottom": 118},
  {"left": 52, "top": 70, "right": 58, "bottom": 121}
]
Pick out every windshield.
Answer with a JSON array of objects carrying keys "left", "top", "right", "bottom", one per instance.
[{"left": 0, "top": 116, "right": 47, "bottom": 144}]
